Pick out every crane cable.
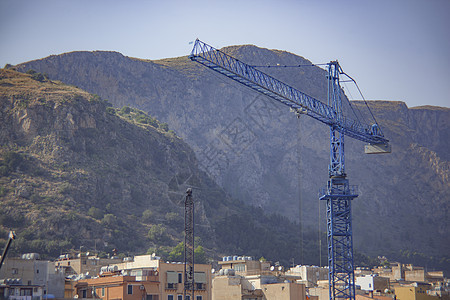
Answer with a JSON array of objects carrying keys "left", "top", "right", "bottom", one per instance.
[{"left": 340, "top": 71, "right": 383, "bottom": 136}]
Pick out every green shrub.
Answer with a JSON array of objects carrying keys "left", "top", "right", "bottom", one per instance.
[
  {"left": 1, "top": 151, "right": 24, "bottom": 173},
  {"left": 58, "top": 182, "right": 72, "bottom": 195},
  {"left": 101, "top": 214, "right": 117, "bottom": 227},
  {"left": 142, "top": 209, "right": 153, "bottom": 223},
  {"left": 31, "top": 72, "right": 46, "bottom": 82},
  {"left": 106, "top": 107, "right": 116, "bottom": 115},
  {"left": 0, "top": 186, "right": 7, "bottom": 196},
  {"left": 159, "top": 123, "right": 169, "bottom": 132},
  {"left": 120, "top": 106, "right": 131, "bottom": 114},
  {"left": 147, "top": 224, "right": 168, "bottom": 242},
  {"left": 88, "top": 207, "right": 104, "bottom": 220}
]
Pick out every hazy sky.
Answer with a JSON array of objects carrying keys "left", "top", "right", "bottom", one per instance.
[{"left": 1, "top": 0, "right": 449, "bottom": 108}]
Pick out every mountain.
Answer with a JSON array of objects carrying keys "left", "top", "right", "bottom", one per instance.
[
  {"left": 0, "top": 69, "right": 321, "bottom": 266},
  {"left": 11, "top": 46, "right": 450, "bottom": 269}
]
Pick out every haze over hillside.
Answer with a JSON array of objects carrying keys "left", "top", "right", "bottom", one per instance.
[{"left": 10, "top": 45, "right": 450, "bottom": 270}]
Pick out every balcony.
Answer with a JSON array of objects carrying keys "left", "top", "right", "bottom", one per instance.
[
  {"left": 165, "top": 283, "right": 178, "bottom": 290},
  {"left": 195, "top": 283, "right": 206, "bottom": 291}
]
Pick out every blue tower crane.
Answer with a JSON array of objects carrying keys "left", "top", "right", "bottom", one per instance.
[{"left": 189, "top": 39, "right": 390, "bottom": 300}]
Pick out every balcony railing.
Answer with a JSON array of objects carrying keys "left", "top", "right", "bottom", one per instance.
[{"left": 165, "top": 283, "right": 178, "bottom": 290}]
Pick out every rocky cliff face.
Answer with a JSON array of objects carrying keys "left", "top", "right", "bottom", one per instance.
[
  {"left": 0, "top": 69, "right": 317, "bottom": 266},
  {"left": 14, "top": 47, "right": 450, "bottom": 263}
]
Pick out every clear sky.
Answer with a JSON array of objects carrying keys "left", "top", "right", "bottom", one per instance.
[{"left": 1, "top": 0, "right": 449, "bottom": 108}]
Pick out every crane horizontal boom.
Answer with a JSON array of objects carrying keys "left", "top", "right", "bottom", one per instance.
[{"left": 189, "top": 39, "right": 389, "bottom": 145}]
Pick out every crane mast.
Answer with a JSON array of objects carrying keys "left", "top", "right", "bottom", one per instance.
[
  {"left": 184, "top": 188, "right": 195, "bottom": 299},
  {"left": 189, "top": 39, "right": 390, "bottom": 300}
]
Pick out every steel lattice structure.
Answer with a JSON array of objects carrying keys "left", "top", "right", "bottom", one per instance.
[
  {"left": 189, "top": 39, "right": 390, "bottom": 300},
  {"left": 184, "top": 188, "right": 194, "bottom": 298}
]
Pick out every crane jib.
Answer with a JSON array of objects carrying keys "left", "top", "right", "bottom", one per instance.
[{"left": 189, "top": 39, "right": 389, "bottom": 146}]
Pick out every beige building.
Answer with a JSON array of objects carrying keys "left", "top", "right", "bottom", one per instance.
[
  {"left": 394, "top": 282, "right": 439, "bottom": 300},
  {"left": 307, "top": 280, "right": 329, "bottom": 300},
  {"left": 0, "top": 254, "right": 65, "bottom": 298},
  {"left": 212, "top": 256, "right": 308, "bottom": 300},
  {"left": 55, "top": 253, "right": 121, "bottom": 276},
  {"left": 111, "top": 254, "right": 212, "bottom": 300},
  {"left": 0, "top": 278, "right": 44, "bottom": 300},
  {"left": 285, "top": 265, "right": 328, "bottom": 288}
]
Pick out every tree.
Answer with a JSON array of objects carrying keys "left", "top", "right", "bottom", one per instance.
[
  {"left": 168, "top": 242, "right": 184, "bottom": 262},
  {"left": 147, "top": 224, "right": 168, "bottom": 242},
  {"left": 194, "top": 246, "right": 207, "bottom": 264},
  {"left": 88, "top": 207, "right": 104, "bottom": 220}
]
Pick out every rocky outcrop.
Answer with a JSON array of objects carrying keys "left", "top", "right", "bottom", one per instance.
[{"left": 14, "top": 47, "right": 450, "bottom": 261}]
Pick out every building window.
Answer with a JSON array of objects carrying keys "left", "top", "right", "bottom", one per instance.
[
  {"left": 20, "top": 289, "right": 32, "bottom": 296},
  {"left": 12, "top": 268, "right": 18, "bottom": 275},
  {"left": 177, "top": 296, "right": 182, "bottom": 300},
  {"left": 36, "top": 269, "right": 39, "bottom": 274},
  {"left": 167, "top": 295, "right": 174, "bottom": 300},
  {"left": 196, "top": 296, "right": 202, "bottom": 300},
  {"left": 127, "top": 285, "right": 133, "bottom": 295},
  {"left": 82, "top": 290, "right": 87, "bottom": 298},
  {"left": 102, "top": 288, "right": 105, "bottom": 297},
  {"left": 178, "top": 273, "right": 183, "bottom": 283},
  {"left": 234, "top": 264, "right": 245, "bottom": 272},
  {"left": 185, "top": 296, "right": 190, "bottom": 300}
]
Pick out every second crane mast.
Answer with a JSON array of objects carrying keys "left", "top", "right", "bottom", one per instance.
[{"left": 189, "top": 39, "right": 390, "bottom": 300}]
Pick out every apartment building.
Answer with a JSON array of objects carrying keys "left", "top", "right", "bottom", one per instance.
[
  {"left": 108, "top": 254, "right": 211, "bottom": 300},
  {"left": 394, "top": 282, "right": 439, "bottom": 300},
  {"left": 55, "top": 253, "right": 121, "bottom": 277},
  {"left": 355, "top": 275, "right": 390, "bottom": 293},
  {"left": 0, "top": 278, "right": 43, "bottom": 300},
  {"left": 212, "top": 256, "right": 308, "bottom": 300},
  {"left": 0, "top": 254, "right": 65, "bottom": 298}
]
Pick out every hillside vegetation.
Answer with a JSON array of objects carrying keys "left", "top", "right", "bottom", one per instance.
[{"left": 0, "top": 69, "right": 332, "bottom": 267}]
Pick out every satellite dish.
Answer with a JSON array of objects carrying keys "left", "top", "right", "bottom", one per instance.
[
  {"left": 270, "top": 266, "right": 275, "bottom": 271},
  {"left": 74, "top": 295, "right": 79, "bottom": 299},
  {"left": 211, "top": 269, "right": 215, "bottom": 274}
]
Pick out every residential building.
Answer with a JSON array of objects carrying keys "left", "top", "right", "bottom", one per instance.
[
  {"left": 394, "top": 282, "right": 439, "bottom": 300},
  {"left": 355, "top": 293, "right": 394, "bottom": 300},
  {"left": 212, "top": 256, "right": 307, "bottom": 300},
  {"left": 285, "top": 265, "right": 328, "bottom": 287},
  {"left": 110, "top": 254, "right": 211, "bottom": 300},
  {"left": 0, "top": 254, "right": 65, "bottom": 298},
  {"left": 55, "top": 253, "right": 121, "bottom": 277},
  {"left": 307, "top": 280, "right": 329, "bottom": 300},
  {"left": 355, "top": 275, "right": 390, "bottom": 293},
  {"left": 0, "top": 278, "right": 43, "bottom": 300},
  {"left": 76, "top": 273, "right": 159, "bottom": 300}
]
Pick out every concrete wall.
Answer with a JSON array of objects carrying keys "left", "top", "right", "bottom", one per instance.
[
  {"left": 262, "top": 282, "right": 305, "bottom": 300},
  {"left": 211, "top": 276, "right": 242, "bottom": 300}
]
